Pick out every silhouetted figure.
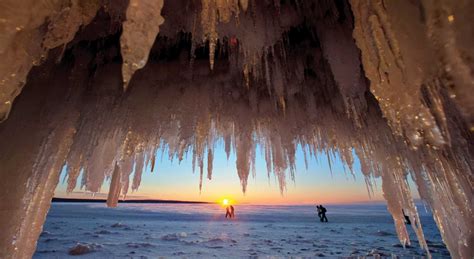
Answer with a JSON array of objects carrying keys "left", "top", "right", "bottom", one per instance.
[
  {"left": 230, "top": 205, "right": 235, "bottom": 218},
  {"left": 316, "top": 205, "right": 322, "bottom": 220},
  {"left": 402, "top": 209, "right": 411, "bottom": 225},
  {"left": 320, "top": 205, "right": 328, "bottom": 222},
  {"left": 225, "top": 205, "right": 235, "bottom": 218}
]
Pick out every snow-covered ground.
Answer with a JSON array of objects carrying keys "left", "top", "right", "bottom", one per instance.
[{"left": 34, "top": 203, "right": 450, "bottom": 258}]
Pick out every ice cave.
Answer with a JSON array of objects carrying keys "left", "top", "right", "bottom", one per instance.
[{"left": 0, "top": 0, "right": 472, "bottom": 258}]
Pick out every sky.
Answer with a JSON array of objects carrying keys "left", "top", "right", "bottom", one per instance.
[{"left": 55, "top": 142, "right": 418, "bottom": 205}]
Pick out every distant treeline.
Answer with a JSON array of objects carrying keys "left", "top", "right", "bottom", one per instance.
[{"left": 52, "top": 197, "right": 210, "bottom": 204}]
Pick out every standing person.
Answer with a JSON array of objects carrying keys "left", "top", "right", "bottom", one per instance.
[
  {"left": 402, "top": 209, "right": 411, "bottom": 225},
  {"left": 230, "top": 205, "right": 235, "bottom": 218},
  {"left": 225, "top": 205, "right": 232, "bottom": 218},
  {"left": 316, "top": 205, "right": 322, "bottom": 220},
  {"left": 320, "top": 205, "right": 328, "bottom": 222}
]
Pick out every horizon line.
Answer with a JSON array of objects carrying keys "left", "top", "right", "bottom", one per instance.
[{"left": 52, "top": 196, "right": 398, "bottom": 206}]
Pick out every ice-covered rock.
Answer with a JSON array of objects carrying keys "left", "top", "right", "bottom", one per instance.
[
  {"left": 68, "top": 243, "right": 102, "bottom": 256},
  {"left": 161, "top": 232, "right": 187, "bottom": 241}
]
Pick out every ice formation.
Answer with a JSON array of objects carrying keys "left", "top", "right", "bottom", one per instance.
[
  {"left": 120, "top": 0, "right": 165, "bottom": 89},
  {"left": 0, "top": 0, "right": 472, "bottom": 258}
]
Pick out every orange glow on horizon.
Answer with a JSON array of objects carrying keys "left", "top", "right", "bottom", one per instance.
[
  {"left": 55, "top": 183, "right": 387, "bottom": 205},
  {"left": 218, "top": 197, "right": 236, "bottom": 207},
  {"left": 55, "top": 165, "right": 396, "bottom": 205}
]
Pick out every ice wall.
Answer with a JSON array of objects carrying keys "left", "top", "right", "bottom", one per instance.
[
  {"left": 0, "top": 0, "right": 472, "bottom": 258},
  {"left": 0, "top": 0, "right": 101, "bottom": 122}
]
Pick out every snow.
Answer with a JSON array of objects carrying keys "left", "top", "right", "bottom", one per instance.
[{"left": 34, "top": 203, "right": 449, "bottom": 258}]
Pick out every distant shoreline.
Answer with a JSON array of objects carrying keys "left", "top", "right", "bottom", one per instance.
[{"left": 52, "top": 197, "right": 211, "bottom": 204}]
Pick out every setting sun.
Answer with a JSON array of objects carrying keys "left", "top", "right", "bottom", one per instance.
[{"left": 219, "top": 198, "right": 236, "bottom": 207}]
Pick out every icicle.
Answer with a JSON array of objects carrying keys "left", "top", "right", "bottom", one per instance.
[
  {"left": 200, "top": 0, "right": 241, "bottom": 70},
  {"left": 264, "top": 142, "right": 273, "bottom": 179},
  {"left": 192, "top": 150, "right": 197, "bottom": 174},
  {"left": 200, "top": 0, "right": 219, "bottom": 70},
  {"left": 207, "top": 148, "right": 213, "bottom": 180},
  {"left": 107, "top": 162, "right": 121, "bottom": 208},
  {"left": 199, "top": 157, "right": 204, "bottom": 191},
  {"left": 302, "top": 146, "right": 308, "bottom": 170},
  {"left": 235, "top": 127, "right": 253, "bottom": 193},
  {"left": 224, "top": 133, "right": 232, "bottom": 160},
  {"left": 131, "top": 152, "right": 145, "bottom": 191},
  {"left": 150, "top": 153, "right": 156, "bottom": 173},
  {"left": 120, "top": 0, "right": 165, "bottom": 90},
  {"left": 239, "top": 0, "right": 249, "bottom": 12},
  {"left": 120, "top": 157, "right": 134, "bottom": 197},
  {"left": 350, "top": 0, "right": 446, "bottom": 148},
  {"left": 66, "top": 161, "right": 82, "bottom": 192},
  {"left": 326, "top": 152, "right": 333, "bottom": 176}
]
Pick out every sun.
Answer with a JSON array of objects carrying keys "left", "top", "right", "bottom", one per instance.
[{"left": 218, "top": 198, "right": 235, "bottom": 207}]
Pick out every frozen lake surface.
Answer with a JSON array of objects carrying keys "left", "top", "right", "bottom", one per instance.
[{"left": 34, "top": 203, "right": 450, "bottom": 258}]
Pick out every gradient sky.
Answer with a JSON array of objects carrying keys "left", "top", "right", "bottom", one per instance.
[{"left": 55, "top": 142, "right": 419, "bottom": 204}]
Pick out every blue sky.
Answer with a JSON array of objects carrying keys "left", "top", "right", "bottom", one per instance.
[{"left": 55, "top": 142, "right": 419, "bottom": 204}]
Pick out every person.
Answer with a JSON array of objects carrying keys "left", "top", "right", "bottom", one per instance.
[
  {"left": 230, "top": 205, "right": 235, "bottom": 218},
  {"left": 225, "top": 205, "right": 235, "bottom": 219},
  {"left": 320, "top": 205, "right": 328, "bottom": 222},
  {"left": 402, "top": 209, "right": 411, "bottom": 225},
  {"left": 316, "top": 205, "right": 322, "bottom": 220}
]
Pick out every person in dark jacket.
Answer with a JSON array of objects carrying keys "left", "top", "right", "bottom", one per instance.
[{"left": 319, "top": 205, "right": 328, "bottom": 222}]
